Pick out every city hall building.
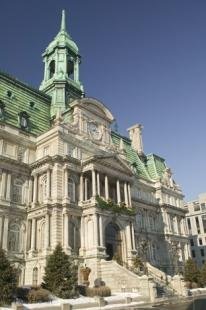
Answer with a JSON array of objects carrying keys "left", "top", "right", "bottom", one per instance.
[{"left": 0, "top": 11, "right": 189, "bottom": 288}]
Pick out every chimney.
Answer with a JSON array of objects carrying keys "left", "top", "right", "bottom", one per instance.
[{"left": 127, "top": 124, "right": 144, "bottom": 155}]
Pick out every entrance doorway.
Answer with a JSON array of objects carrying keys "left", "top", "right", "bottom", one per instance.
[{"left": 105, "top": 223, "right": 122, "bottom": 261}]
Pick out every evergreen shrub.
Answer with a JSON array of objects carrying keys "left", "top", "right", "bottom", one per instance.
[{"left": 0, "top": 248, "right": 17, "bottom": 305}]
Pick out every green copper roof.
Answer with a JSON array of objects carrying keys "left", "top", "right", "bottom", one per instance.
[
  {"left": 44, "top": 10, "right": 79, "bottom": 55},
  {"left": 112, "top": 131, "right": 151, "bottom": 180},
  {"left": 0, "top": 71, "right": 51, "bottom": 136},
  {"left": 111, "top": 131, "right": 167, "bottom": 181},
  {"left": 146, "top": 154, "right": 166, "bottom": 180}
]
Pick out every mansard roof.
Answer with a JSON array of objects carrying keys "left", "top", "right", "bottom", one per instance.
[
  {"left": 0, "top": 70, "right": 51, "bottom": 136},
  {"left": 111, "top": 131, "right": 167, "bottom": 182}
]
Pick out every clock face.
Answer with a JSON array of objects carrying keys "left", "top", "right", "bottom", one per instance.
[{"left": 88, "top": 122, "right": 101, "bottom": 139}]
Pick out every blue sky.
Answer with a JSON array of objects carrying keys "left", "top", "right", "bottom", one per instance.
[{"left": 0, "top": 0, "right": 206, "bottom": 201}]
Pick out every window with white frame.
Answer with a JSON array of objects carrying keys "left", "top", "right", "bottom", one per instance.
[
  {"left": 8, "top": 223, "right": 20, "bottom": 252},
  {"left": 12, "top": 178, "right": 23, "bottom": 203},
  {"left": 39, "top": 174, "right": 47, "bottom": 202},
  {"left": 32, "top": 267, "right": 38, "bottom": 287}
]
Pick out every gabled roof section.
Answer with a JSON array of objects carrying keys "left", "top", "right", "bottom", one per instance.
[
  {"left": 146, "top": 154, "right": 166, "bottom": 180},
  {"left": 111, "top": 131, "right": 151, "bottom": 180}
]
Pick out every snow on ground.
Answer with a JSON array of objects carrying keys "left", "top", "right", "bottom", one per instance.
[{"left": 22, "top": 291, "right": 142, "bottom": 309}]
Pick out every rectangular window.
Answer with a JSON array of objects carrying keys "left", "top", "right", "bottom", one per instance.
[
  {"left": 190, "top": 239, "right": 194, "bottom": 246},
  {"left": 199, "top": 238, "right": 203, "bottom": 245},
  {"left": 203, "top": 219, "right": 206, "bottom": 233},
  {"left": 200, "top": 249, "right": 205, "bottom": 257},
  {"left": 201, "top": 203, "right": 206, "bottom": 211},
  {"left": 187, "top": 218, "right": 191, "bottom": 230},
  {"left": 192, "top": 250, "right": 196, "bottom": 258},
  {"left": 43, "top": 146, "right": 49, "bottom": 156},
  {"left": 195, "top": 217, "right": 200, "bottom": 228},
  {"left": 194, "top": 203, "right": 200, "bottom": 211}
]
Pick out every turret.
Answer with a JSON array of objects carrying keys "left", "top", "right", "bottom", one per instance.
[{"left": 39, "top": 10, "right": 84, "bottom": 117}]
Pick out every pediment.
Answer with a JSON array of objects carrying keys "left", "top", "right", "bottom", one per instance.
[
  {"left": 70, "top": 97, "right": 114, "bottom": 122},
  {"left": 83, "top": 154, "right": 133, "bottom": 176}
]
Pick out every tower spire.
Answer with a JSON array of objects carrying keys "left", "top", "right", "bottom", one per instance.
[{"left": 60, "top": 9, "right": 66, "bottom": 31}]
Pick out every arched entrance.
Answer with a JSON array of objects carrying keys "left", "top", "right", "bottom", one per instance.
[{"left": 105, "top": 223, "right": 122, "bottom": 261}]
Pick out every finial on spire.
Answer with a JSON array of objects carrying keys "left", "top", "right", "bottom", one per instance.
[{"left": 60, "top": 9, "right": 66, "bottom": 31}]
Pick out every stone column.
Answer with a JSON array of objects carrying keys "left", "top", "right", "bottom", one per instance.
[
  {"left": 97, "top": 172, "right": 100, "bottom": 196},
  {"left": 45, "top": 213, "right": 50, "bottom": 248},
  {"left": 99, "top": 215, "right": 103, "bottom": 247},
  {"left": 80, "top": 174, "right": 84, "bottom": 201},
  {"left": 33, "top": 174, "right": 38, "bottom": 204},
  {"left": 0, "top": 217, "right": 2, "bottom": 247},
  {"left": 6, "top": 172, "right": 11, "bottom": 201},
  {"left": 84, "top": 178, "right": 88, "bottom": 200},
  {"left": 131, "top": 222, "right": 135, "bottom": 250},
  {"left": 105, "top": 175, "right": 109, "bottom": 200},
  {"left": 26, "top": 220, "right": 31, "bottom": 251},
  {"left": 74, "top": 57, "right": 79, "bottom": 82},
  {"left": 64, "top": 168, "right": 68, "bottom": 199},
  {"left": 175, "top": 216, "right": 179, "bottom": 234},
  {"left": 93, "top": 213, "right": 99, "bottom": 247},
  {"left": 2, "top": 217, "right": 9, "bottom": 250},
  {"left": 28, "top": 178, "right": 33, "bottom": 203},
  {"left": 47, "top": 168, "right": 51, "bottom": 199},
  {"left": 124, "top": 182, "right": 128, "bottom": 206},
  {"left": 0, "top": 171, "right": 7, "bottom": 199},
  {"left": 31, "top": 218, "right": 36, "bottom": 251},
  {"left": 127, "top": 183, "right": 132, "bottom": 206},
  {"left": 162, "top": 209, "right": 170, "bottom": 233},
  {"left": 80, "top": 216, "right": 85, "bottom": 250},
  {"left": 116, "top": 179, "right": 121, "bottom": 204},
  {"left": 64, "top": 213, "right": 69, "bottom": 249},
  {"left": 127, "top": 223, "right": 132, "bottom": 250},
  {"left": 92, "top": 169, "right": 96, "bottom": 197},
  {"left": 184, "top": 243, "right": 190, "bottom": 260}
]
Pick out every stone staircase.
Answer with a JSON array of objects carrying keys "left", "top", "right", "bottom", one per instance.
[
  {"left": 100, "top": 260, "right": 142, "bottom": 292},
  {"left": 146, "top": 262, "right": 178, "bottom": 297},
  {"left": 100, "top": 259, "right": 158, "bottom": 302}
]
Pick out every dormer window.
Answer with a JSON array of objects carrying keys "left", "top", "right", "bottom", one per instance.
[
  {"left": 7, "top": 90, "right": 12, "bottom": 98},
  {"left": 19, "top": 111, "right": 30, "bottom": 130},
  {"left": 29, "top": 101, "right": 35, "bottom": 108},
  {"left": 0, "top": 100, "right": 5, "bottom": 119}
]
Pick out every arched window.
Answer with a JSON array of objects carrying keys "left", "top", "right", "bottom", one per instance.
[
  {"left": 49, "top": 60, "right": 55, "bottom": 79},
  {"left": 8, "top": 223, "right": 20, "bottom": 252},
  {"left": 12, "top": 178, "right": 23, "bottom": 203},
  {"left": 32, "top": 267, "right": 38, "bottom": 287},
  {"left": 67, "top": 59, "right": 74, "bottom": 79},
  {"left": 68, "top": 178, "right": 75, "bottom": 202}
]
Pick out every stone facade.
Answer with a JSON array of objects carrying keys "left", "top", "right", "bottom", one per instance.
[
  {"left": 185, "top": 193, "right": 206, "bottom": 267},
  {"left": 0, "top": 10, "right": 189, "bottom": 288}
]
